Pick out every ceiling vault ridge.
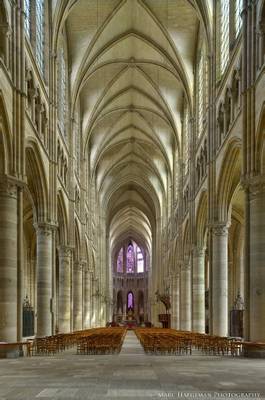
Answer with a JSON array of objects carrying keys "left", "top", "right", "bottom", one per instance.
[{"left": 72, "top": 29, "right": 190, "bottom": 110}]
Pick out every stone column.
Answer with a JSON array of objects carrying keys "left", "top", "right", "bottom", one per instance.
[
  {"left": 0, "top": 180, "right": 18, "bottom": 342},
  {"left": 35, "top": 223, "right": 54, "bottom": 337},
  {"left": 180, "top": 259, "right": 191, "bottom": 331},
  {"left": 84, "top": 269, "right": 92, "bottom": 328},
  {"left": 192, "top": 247, "right": 205, "bottom": 333},
  {"left": 171, "top": 272, "right": 180, "bottom": 329},
  {"left": 58, "top": 246, "right": 72, "bottom": 333},
  {"left": 73, "top": 261, "right": 83, "bottom": 331},
  {"left": 248, "top": 177, "right": 265, "bottom": 344},
  {"left": 212, "top": 223, "right": 229, "bottom": 337}
]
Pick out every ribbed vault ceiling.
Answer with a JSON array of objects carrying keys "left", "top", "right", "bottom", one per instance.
[{"left": 59, "top": 0, "right": 211, "bottom": 258}]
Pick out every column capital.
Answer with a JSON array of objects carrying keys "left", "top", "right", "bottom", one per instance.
[
  {"left": 34, "top": 222, "right": 57, "bottom": 236},
  {"left": 58, "top": 245, "right": 73, "bottom": 258},
  {"left": 73, "top": 260, "right": 83, "bottom": 272},
  {"left": 210, "top": 222, "right": 230, "bottom": 236},
  {"left": 242, "top": 175, "right": 265, "bottom": 200},
  {"left": 0, "top": 175, "right": 24, "bottom": 198},
  {"left": 192, "top": 246, "right": 206, "bottom": 258},
  {"left": 181, "top": 258, "right": 191, "bottom": 271}
]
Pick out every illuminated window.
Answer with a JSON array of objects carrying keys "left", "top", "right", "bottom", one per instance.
[
  {"left": 117, "top": 247, "right": 123, "bottom": 273},
  {"left": 58, "top": 47, "right": 67, "bottom": 138},
  {"left": 24, "top": 0, "right": 31, "bottom": 37},
  {"left": 220, "top": 0, "right": 230, "bottom": 74},
  {"left": 137, "top": 246, "right": 144, "bottom": 273},
  {"left": 183, "top": 103, "right": 189, "bottom": 174},
  {"left": 197, "top": 52, "right": 205, "bottom": 136},
  {"left": 127, "top": 292, "right": 134, "bottom": 309},
  {"left": 126, "top": 243, "right": 134, "bottom": 273},
  {"left": 35, "top": 0, "right": 44, "bottom": 72},
  {"left": 235, "top": 0, "right": 243, "bottom": 37}
]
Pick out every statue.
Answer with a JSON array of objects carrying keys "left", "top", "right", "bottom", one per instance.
[{"left": 155, "top": 290, "right": 171, "bottom": 313}]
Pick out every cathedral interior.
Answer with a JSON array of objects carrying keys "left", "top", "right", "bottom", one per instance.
[{"left": 1, "top": 0, "right": 265, "bottom": 397}]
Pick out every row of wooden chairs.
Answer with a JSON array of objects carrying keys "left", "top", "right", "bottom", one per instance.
[
  {"left": 135, "top": 328, "right": 245, "bottom": 356},
  {"left": 29, "top": 327, "right": 126, "bottom": 356},
  {"left": 76, "top": 328, "right": 127, "bottom": 355}
]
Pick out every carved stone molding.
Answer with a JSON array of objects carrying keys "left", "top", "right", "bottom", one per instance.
[
  {"left": 242, "top": 175, "right": 265, "bottom": 200},
  {"left": 211, "top": 222, "right": 229, "bottom": 236},
  {"left": 34, "top": 222, "right": 57, "bottom": 237},
  {"left": 73, "top": 261, "right": 83, "bottom": 272},
  {"left": 193, "top": 246, "right": 206, "bottom": 258},
  {"left": 181, "top": 258, "right": 191, "bottom": 271},
  {"left": 0, "top": 176, "right": 22, "bottom": 199},
  {"left": 58, "top": 245, "right": 73, "bottom": 258}
]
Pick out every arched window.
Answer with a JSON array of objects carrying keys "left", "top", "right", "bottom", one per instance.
[
  {"left": 35, "top": 0, "right": 44, "bottom": 72},
  {"left": 235, "top": 0, "right": 243, "bottom": 37},
  {"left": 57, "top": 46, "right": 67, "bottom": 139},
  {"left": 197, "top": 45, "right": 207, "bottom": 137},
  {"left": 24, "top": 0, "right": 45, "bottom": 74},
  {"left": 137, "top": 246, "right": 144, "bottom": 273},
  {"left": 220, "top": 0, "right": 230, "bottom": 74},
  {"left": 117, "top": 247, "right": 123, "bottom": 273},
  {"left": 24, "top": 0, "right": 31, "bottom": 37},
  {"left": 127, "top": 292, "right": 134, "bottom": 309},
  {"left": 183, "top": 102, "right": 189, "bottom": 175},
  {"left": 126, "top": 243, "right": 134, "bottom": 273}
]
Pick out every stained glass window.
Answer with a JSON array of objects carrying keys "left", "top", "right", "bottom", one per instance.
[
  {"left": 235, "top": 0, "right": 243, "bottom": 37},
  {"left": 198, "top": 53, "right": 204, "bottom": 136},
  {"left": 126, "top": 243, "right": 134, "bottom": 273},
  {"left": 183, "top": 103, "right": 189, "bottom": 174},
  {"left": 35, "top": 0, "right": 44, "bottom": 72},
  {"left": 127, "top": 292, "right": 134, "bottom": 309},
  {"left": 220, "top": 0, "right": 230, "bottom": 74},
  {"left": 58, "top": 47, "right": 67, "bottom": 138},
  {"left": 24, "top": 0, "right": 31, "bottom": 37},
  {"left": 137, "top": 246, "right": 144, "bottom": 273},
  {"left": 117, "top": 247, "right": 123, "bottom": 273}
]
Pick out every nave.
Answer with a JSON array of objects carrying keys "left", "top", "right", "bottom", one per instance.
[{"left": 0, "top": 330, "right": 265, "bottom": 400}]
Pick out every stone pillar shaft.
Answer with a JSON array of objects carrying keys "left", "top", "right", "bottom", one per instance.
[
  {"left": 73, "top": 262, "right": 83, "bottom": 330},
  {"left": 192, "top": 248, "right": 205, "bottom": 333},
  {"left": 35, "top": 223, "right": 54, "bottom": 337},
  {"left": 180, "top": 262, "right": 191, "bottom": 331},
  {"left": 212, "top": 223, "right": 229, "bottom": 337},
  {"left": 84, "top": 269, "right": 92, "bottom": 328},
  {"left": 58, "top": 246, "right": 72, "bottom": 333},
  {"left": 0, "top": 181, "right": 18, "bottom": 341},
  {"left": 249, "top": 178, "right": 265, "bottom": 342},
  {"left": 171, "top": 273, "right": 180, "bottom": 329}
]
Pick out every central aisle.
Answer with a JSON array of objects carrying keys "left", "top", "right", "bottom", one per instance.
[
  {"left": 119, "top": 330, "right": 145, "bottom": 356},
  {"left": 0, "top": 331, "right": 264, "bottom": 399}
]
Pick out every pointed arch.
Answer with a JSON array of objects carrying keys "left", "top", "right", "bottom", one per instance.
[
  {"left": 57, "top": 190, "right": 68, "bottom": 245},
  {"left": 217, "top": 138, "right": 242, "bottom": 221},
  {"left": 183, "top": 219, "right": 190, "bottom": 258},
  {"left": 25, "top": 139, "right": 49, "bottom": 221},
  {"left": 0, "top": 93, "right": 12, "bottom": 174},
  {"left": 74, "top": 219, "right": 81, "bottom": 260},
  {"left": 255, "top": 102, "right": 265, "bottom": 174},
  {"left": 196, "top": 190, "right": 208, "bottom": 248}
]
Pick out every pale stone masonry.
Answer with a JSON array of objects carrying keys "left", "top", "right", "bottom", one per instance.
[{"left": 0, "top": 0, "right": 265, "bottom": 357}]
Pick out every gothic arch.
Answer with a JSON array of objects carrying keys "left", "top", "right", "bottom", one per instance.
[
  {"left": 216, "top": 139, "right": 242, "bottom": 222},
  {"left": 0, "top": 94, "right": 12, "bottom": 174},
  {"left": 255, "top": 102, "right": 265, "bottom": 174},
  {"left": 57, "top": 190, "right": 68, "bottom": 245},
  {"left": 183, "top": 219, "right": 191, "bottom": 258},
  {"left": 196, "top": 190, "right": 208, "bottom": 248},
  {"left": 25, "top": 139, "right": 49, "bottom": 221},
  {"left": 74, "top": 220, "right": 81, "bottom": 260}
]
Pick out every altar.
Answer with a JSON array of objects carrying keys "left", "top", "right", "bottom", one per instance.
[{"left": 123, "top": 308, "right": 137, "bottom": 328}]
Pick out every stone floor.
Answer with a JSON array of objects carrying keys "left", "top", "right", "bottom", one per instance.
[{"left": 0, "top": 331, "right": 265, "bottom": 400}]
